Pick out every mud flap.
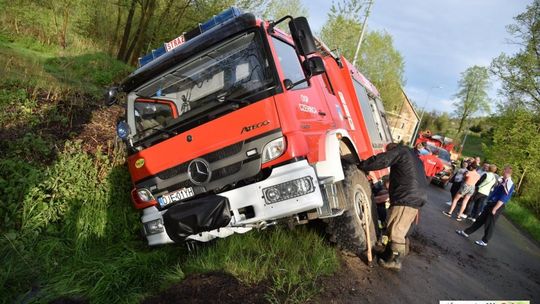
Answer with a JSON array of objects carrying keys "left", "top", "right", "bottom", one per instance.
[{"left": 163, "top": 195, "right": 231, "bottom": 242}]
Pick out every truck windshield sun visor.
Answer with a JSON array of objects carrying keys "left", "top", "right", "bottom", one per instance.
[{"left": 131, "top": 30, "right": 275, "bottom": 146}]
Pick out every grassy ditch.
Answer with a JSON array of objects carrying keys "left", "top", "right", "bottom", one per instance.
[
  {"left": 0, "top": 37, "right": 339, "bottom": 304},
  {"left": 505, "top": 199, "right": 540, "bottom": 243},
  {"left": 0, "top": 140, "right": 339, "bottom": 304}
]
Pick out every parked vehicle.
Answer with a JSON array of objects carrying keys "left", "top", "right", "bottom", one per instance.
[
  {"left": 107, "top": 8, "right": 393, "bottom": 254},
  {"left": 425, "top": 144, "right": 454, "bottom": 187}
]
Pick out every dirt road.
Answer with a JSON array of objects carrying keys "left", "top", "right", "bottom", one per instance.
[
  {"left": 317, "top": 184, "right": 540, "bottom": 303},
  {"left": 145, "top": 184, "right": 540, "bottom": 304}
]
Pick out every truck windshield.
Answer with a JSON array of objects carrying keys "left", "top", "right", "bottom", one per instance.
[{"left": 132, "top": 31, "right": 273, "bottom": 142}]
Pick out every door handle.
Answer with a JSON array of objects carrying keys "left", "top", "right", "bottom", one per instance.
[{"left": 318, "top": 111, "right": 326, "bottom": 116}]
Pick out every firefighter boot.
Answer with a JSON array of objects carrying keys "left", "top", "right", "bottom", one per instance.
[
  {"left": 378, "top": 251, "right": 402, "bottom": 271},
  {"left": 377, "top": 244, "right": 393, "bottom": 261},
  {"left": 378, "top": 242, "right": 405, "bottom": 271}
]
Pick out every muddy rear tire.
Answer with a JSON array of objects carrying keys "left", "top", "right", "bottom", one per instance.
[{"left": 326, "top": 163, "right": 377, "bottom": 256}]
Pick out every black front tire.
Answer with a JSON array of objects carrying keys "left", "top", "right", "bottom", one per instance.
[{"left": 326, "top": 163, "right": 377, "bottom": 256}]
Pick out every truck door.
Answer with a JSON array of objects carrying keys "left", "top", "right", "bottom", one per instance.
[{"left": 270, "top": 37, "right": 333, "bottom": 159}]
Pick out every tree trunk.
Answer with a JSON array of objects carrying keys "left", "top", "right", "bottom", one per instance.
[
  {"left": 148, "top": 0, "right": 176, "bottom": 46},
  {"left": 117, "top": 0, "right": 137, "bottom": 61},
  {"left": 124, "top": 0, "right": 150, "bottom": 62},
  {"left": 129, "top": 0, "right": 157, "bottom": 65},
  {"left": 109, "top": 2, "right": 124, "bottom": 55},
  {"left": 457, "top": 86, "right": 471, "bottom": 134}
]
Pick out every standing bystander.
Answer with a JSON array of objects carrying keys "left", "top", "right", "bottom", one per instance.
[
  {"left": 456, "top": 166, "right": 515, "bottom": 246},
  {"left": 466, "top": 164, "right": 498, "bottom": 221},
  {"left": 443, "top": 163, "right": 480, "bottom": 220},
  {"left": 447, "top": 161, "right": 469, "bottom": 205}
]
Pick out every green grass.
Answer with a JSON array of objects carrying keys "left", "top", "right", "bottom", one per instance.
[
  {"left": 0, "top": 39, "right": 133, "bottom": 99},
  {"left": 505, "top": 199, "right": 540, "bottom": 243},
  {"left": 0, "top": 141, "right": 338, "bottom": 304},
  {"left": 461, "top": 133, "right": 487, "bottom": 159},
  {"left": 186, "top": 228, "right": 338, "bottom": 304}
]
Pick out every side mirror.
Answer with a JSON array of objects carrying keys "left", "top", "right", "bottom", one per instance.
[
  {"left": 105, "top": 87, "right": 119, "bottom": 106},
  {"left": 117, "top": 120, "right": 130, "bottom": 140},
  {"left": 303, "top": 56, "right": 326, "bottom": 78},
  {"left": 288, "top": 17, "right": 317, "bottom": 56}
]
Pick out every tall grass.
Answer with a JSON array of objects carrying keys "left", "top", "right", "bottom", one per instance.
[
  {"left": 505, "top": 199, "right": 540, "bottom": 242},
  {"left": 186, "top": 227, "right": 339, "bottom": 304},
  {"left": 0, "top": 140, "right": 339, "bottom": 303}
]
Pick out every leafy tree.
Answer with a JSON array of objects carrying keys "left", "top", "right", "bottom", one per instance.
[
  {"left": 486, "top": 1, "right": 540, "bottom": 214},
  {"left": 491, "top": 0, "right": 540, "bottom": 112},
  {"left": 259, "top": 0, "right": 308, "bottom": 33},
  {"left": 453, "top": 65, "right": 491, "bottom": 134},
  {"left": 418, "top": 111, "right": 452, "bottom": 135},
  {"left": 263, "top": 0, "right": 308, "bottom": 20},
  {"left": 484, "top": 107, "right": 540, "bottom": 209},
  {"left": 469, "top": 124, "right": 482, "bottom": 133},
  {"left": 357, "top": 31, "right": 405, "bottom": 110},
  {"left": 319, "top": 0, "right": 405, "bottom": 111},
  {"left": 235, "top": 0, "right": 269, "bottom": 17},
  {"left": 319, "top": 0, "right": 363, "bottom": 60}
]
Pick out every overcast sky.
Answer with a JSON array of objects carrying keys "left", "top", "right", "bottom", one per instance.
[{"left": 303, "top": 0, "right": 531, "bottom": 114}]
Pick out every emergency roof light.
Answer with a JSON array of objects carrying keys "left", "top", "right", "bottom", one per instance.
[{"left": 138, "top": 7, "right": 243, "bottom": 68}]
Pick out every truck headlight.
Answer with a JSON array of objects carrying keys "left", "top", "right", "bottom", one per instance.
[
  {"left": 144, "top": 219, "right": 164, "bottom": 235},
  {"left": 262, "top": 137, "right": 286, "bottom": 163},
  {"left": 262, "top": 176, "right": 315, "bottom": 204},
  {"left": 137, "top": 188, "right": 154, "bottom": 202}
]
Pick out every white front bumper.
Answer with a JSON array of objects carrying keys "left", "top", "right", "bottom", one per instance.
[{"left": 141, "top": 160, "right": 323, "bottom": 245}]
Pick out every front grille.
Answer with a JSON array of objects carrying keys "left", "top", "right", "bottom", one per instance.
[
  {"left": 136, "top": 129, "right": 282, "bottom": 200},
  {"left": 211, "top": 162, "right": 242, "bottom": 181},
  {"left": 205, "top": 142, "right": 243, "bottom": 163},
  {"left": 157, "top": 163, "right": 189, "bottom": 180},
  {"left": 156, "top": 141, "right": 243, "bottom": 180}
]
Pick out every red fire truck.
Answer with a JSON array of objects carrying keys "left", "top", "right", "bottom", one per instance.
[{"left": 107, "top": 8, "right": 393, "bottom": 254}]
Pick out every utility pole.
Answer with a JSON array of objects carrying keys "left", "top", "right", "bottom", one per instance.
[
  {"left": 410, "top": 85, "right": 442, "bottom": 146},
  {"left": 352, "top": 0, "right": 374, "bottom": 67}
]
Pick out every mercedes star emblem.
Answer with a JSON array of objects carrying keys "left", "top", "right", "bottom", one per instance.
[{"left": 188, "top": 158, "right": 212, "bottom": 184}]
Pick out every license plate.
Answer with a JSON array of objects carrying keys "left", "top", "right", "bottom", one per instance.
[{"left": 158, "top": 187, "right": 195, "bottom": 207}]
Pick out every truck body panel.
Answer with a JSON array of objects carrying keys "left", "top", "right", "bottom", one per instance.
[{"left": 115, "top": 9, "right": 394, "bottom": 245}]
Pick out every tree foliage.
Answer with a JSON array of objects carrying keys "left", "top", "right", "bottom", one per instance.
[
  {"left": 263, "top": 0, "right": 308, "bottom": 21},
  {"left": 490, "top": 0, "right": 540, "bottom": 112},
  {"left": 419, "top": 111, "right": 452, "bottom": 135},
  {"left": 319, "top": 0, "right": 405, "bottom": 111},
  {"left": 453, "top": 65, "right": 491, "bottom": 134},
  {"left": 485, "top": 1, "right": 540, "bottom": 215},
  {"left": 484, "top": 107, "right": 540, "bottom": 212}
]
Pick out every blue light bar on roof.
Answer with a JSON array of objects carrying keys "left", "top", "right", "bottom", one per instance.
[
  {"left": 137, "top": 7, "right": 243, "bottom": 68},
  {"left": 200, "top": 7, "right": 243, "bottom": 32}
]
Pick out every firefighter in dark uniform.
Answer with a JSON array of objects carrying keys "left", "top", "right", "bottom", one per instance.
[{"left": 359, "top": 143, "right": 428, "bottom": 271}]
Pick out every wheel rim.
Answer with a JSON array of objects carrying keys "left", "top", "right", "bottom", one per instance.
[{"left": 352, "top": 186, "right": 369, "bottom": 227}]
